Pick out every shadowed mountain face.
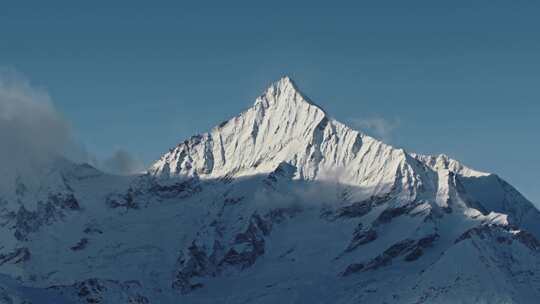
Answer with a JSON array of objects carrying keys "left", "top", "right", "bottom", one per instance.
[{"left": 1, "top": 77, "right": 539, "bottom": 304}]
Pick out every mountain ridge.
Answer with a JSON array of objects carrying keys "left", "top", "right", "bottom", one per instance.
[
  {"left": 149, "top": 77, "right": 536, "bottom": 224},
  {"left": 149, "top": 76, "right": 488, "bottom": 181},
  {"left": 0, "top": 77, "right": 539, "bottom": 303}
]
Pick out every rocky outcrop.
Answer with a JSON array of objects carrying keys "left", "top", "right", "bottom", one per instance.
[
  {"left": 106, "top": 178, "right": 203, "bottom": 211},
  {"left": 106, "top": 189, "right": 139, "bottom": 210},
  {"left": 8, "top": 192, "right": 81, "bottom": 241},
  {"left": 455, "top": 223, "right": 540, "bottom": 251},
  {"left": 364, "top": 239, "right": 417, "bottom": 271},
  {"left": 50, "top": 279, "right": 149, "bottom": 304},
  {"left": 220, "top": 214, "right": 269, "bottom": 268},
  {"left": 172, "top": 207, "right": 301, "bottom": 294},
  {"left": 71, "top": 238, "right": 89, "bottom": 251},
  {"left": 337, "top": 194, "right": 392, "bottom": 219},
  {"left": 404, "top": 233, "right": 439, "bottom": 262},
  {"left": 343, "top": 233, "right": 440, "bottom": 275},
  {"left": 0, "top": 248, "right": 30, "bottom": 266},
  {"left": 373, "top": 203, "right": 419, "bottom": 227},
  {"left": 173, "top": 213, "right": 271, "bottom": 294},
  {"left": 346, "top": 226, "right": 378, "bottom": 252},
  {"left": 172, "top": 241, "right": 214, "bottom": 294},
  {"left": 147, "top": 179, "right": 202, "bottom": 200}
]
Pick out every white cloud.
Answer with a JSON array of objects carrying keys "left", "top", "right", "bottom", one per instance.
[
  {"left": 348, "top": 116, "right": 400, "bottom": 142},
  {"left": 0, "top": 69, "right": 144, "bottom": 187},
  {"left": 0, "top": 70, "right": 72, "bottom": 169},
  {"left": 101, "top": 149, "right": 145, "bottom": 175}
]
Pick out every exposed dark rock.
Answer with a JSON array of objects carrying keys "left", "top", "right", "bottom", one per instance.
[
  {"left": 417, "top": 233, "right": 439, "bottom": 248},
  {"left": 48, "top": 278, "right": 148, "bottom": 304},
  {"left": 172, "top": 241, "right": 213, "bottom": 294},
  {"left": 13, "top": 193, "right": 81, "bottom": 241},
  {"left": 128, "top": 294, "right": 150, "bottom": 304},
  {"left": 106, "top": 189, "right": 139, "bottom": 210},
  {"left": 84, "top": 226, "right": 103, "bottom": 235},
  {"left": 222, "top": 214, "right": 268, "bottom": 268},
  {"left": 362, "top": 239, "right": 416, "bottom": 271},
  {"left": 221, "top": 249, "right": 247, "bottom": 266},
  {"left": 364, "top": 254, "right": 392, "bottom": 271},
  {"left": 223, "top": 196, "right": 244, "bottom": 206},
  {"left": 373, "top": 203, "right": 417, "bottom": 226},
  {"left": 49, "top": 193, "right": 81, "bottom": 211},
  {"left": 0, "top": 248, "right": 30, "bottom": 266},
  {"left": 268, "top": 162, "right": 296, "bottom": 180},
  {"left": 148, "top": 179, "right": 202, "bottom": 199},
  {"left": 405, "top": 234, "right": 440, "bottom": 262},
  {"left": 217, "top": 120, "right": 228, "bottom": 129},
  {"left": 384, "top": 239, "right": 416, "bottom": 258},
  {"left": 404, "top": 247, "right": 423, "bottom": 262},
  {"left": 71, "top": 238, "right": 89, "bottom": 251},
  {"left": 453, "top": 224, "right": 537, "bottom": 249},
  {"left": 454, "top": 227, "right": 480, "bottom": 244},
  {"left": 319, "top": 207, "right": 334, "bottom": 220},
  {"left": 346, "top": 228, "right": 378, "bottom": 252},
  {"left": 344, "top": 206, "right": 431, "bottom": 255},
  {"left": 190, "top": 283, "right": 204, "bottom": 291},
  {"left": 108, "top": 176, "right": 202, "bottom": 209},
  {"left": 338, "top": 201, "right": 372, "bottom": 218},
  {"left": 325, "top": 194, "right": 392, "bottom": 221},
  {"left": 13, "top": 206, "right": 40, "bottom": 241},
  {"left": 173, "top": 211, "right": 285, "bottom": 294},
  {"left": 265, "top": 207, "right": 301, "bottom": 224},
  {"left": 218, "top": 173, "right": 234, "bottom": 184},
  {"left": 496, "top": 236, "right": 511, "bottom": 245},
  {"left": 353, "top": 233, "right": 440, "bottom": 272},
  {"left": 342, "top": 263, "right": 364, "bottom": 276},
  {"left": 515, "top": 230, "right": 540, "bottom": 251},
  {"left": 264, "top": 162, "right": 296, "bottom": 188},
  {"left": 173, "top": 238, "right": 233, "bottom": 294}
]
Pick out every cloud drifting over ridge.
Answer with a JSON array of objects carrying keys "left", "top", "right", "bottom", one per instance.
[
  {"left": 0, "top": 69, "right": 143, "bottom": 181},
  {"left": 101, "top": 149, "right": 145, "bottom": 175},
  {"left": 348, "top": 116, "right": 400, "bottom": 142},
  {"left": 0, "top": 70, "right": 72, "bottom": 169}
]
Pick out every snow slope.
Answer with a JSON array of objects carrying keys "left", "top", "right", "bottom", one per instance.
[{"left": 1, "top": 77, "right": 539, "bottom": 303}]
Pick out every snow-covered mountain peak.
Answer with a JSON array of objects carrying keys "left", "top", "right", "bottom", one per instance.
[
  {"left": 148, "top": 77, "right": 489, "bottom": 202},
  {"left": 149, "top": 77, "right": 332, "bottom": 180},
  {"left": 254, "top": 76, "right": 323, "bottom": 112},
  {"left": 3, "top": 77, "right": 540, "bottom": 304},
  {"left": 147, "top": 77, "right": 540, "bottom": 229}
]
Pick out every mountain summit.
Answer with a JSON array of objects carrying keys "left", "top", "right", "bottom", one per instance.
[
  {"left": 150, "top": 76, "right": 329, "bottom": 180},
  {"left": 150, "top": 77, "right": 407, "bottom": 194},
  {"left": 1, "top": 78, "right": 539, "bottom": 303},
  {"left": 149, "top": 77, "right": 537, "bottom": 229}
]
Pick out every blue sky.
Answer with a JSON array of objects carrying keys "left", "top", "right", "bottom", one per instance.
[{"left": 1, "top": 1, "right": 539, "bottom": 204}]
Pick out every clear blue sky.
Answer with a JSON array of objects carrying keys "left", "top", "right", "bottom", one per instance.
[{"left": 1, "top": 1, "right": 539, "bottom": 204}]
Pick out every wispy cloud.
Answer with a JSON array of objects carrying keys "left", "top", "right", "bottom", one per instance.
[
  {"left": 0, "top": 69, "right": 145, "bottom": 186},
  {"left": 101, "top": 149, "right": 145, "bottom": 175},
  {"left": 0, "top": 70, "right": 73, "bottom": 173},
  {"left": 348, "top": 116, "right": 400, "bottom": 142}
]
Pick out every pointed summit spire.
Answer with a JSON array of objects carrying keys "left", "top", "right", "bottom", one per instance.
[
  {"left": 264, "top": 75, "right": 299, "bottom": 98},
  {"left": 256, "top": 76, "right": 325, "bottom": 114},
  {"left": 275, "top": 75, "right": 296, "bottom": 90},
  {"left": 150, "top": 77, "right": 330, "bottom": 180}
]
